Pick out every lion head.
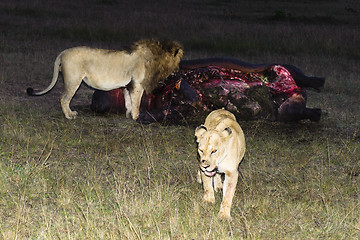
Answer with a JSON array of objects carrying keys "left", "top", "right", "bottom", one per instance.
[{"left": 135, "top": 39, "right": 184, "bottom": 94}]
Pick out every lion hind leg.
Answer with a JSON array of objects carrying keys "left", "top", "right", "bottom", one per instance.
[
  {"left": 61, "top": 89, "right": 79, "bottom": 119},
  {"left": 60, "top": 76, "right": 82, "bottom": 119}
]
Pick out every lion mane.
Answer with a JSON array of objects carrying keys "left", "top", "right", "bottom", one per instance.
[{"left": 134, "top": 39, "right": 183, "bottom": 94}]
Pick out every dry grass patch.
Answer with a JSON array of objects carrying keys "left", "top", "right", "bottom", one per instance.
[{"left": 0, "top": 0, "right": 359, "bottom": 239}]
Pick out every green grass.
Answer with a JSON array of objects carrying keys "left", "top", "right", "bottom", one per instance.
[{"left": 0, "top": 0, "right": 359, "bottom": 239}]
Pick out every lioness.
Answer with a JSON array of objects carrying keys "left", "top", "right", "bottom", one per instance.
[
  {"left": 195, "top": 109, "right": 246, "bottom": 219},
  {"left": 27, "top": 40, "right": 183, "bottom": 120}
]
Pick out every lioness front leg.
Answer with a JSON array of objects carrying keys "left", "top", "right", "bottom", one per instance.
[
  {"left": 214, "top": 174, "right": 223, "bottom": 192},
  {"left": 200, "top": 171, "right": 215, "bottom": 204},
  {"left": 219, "top": 171, "right": 239, "bottom": 220}
]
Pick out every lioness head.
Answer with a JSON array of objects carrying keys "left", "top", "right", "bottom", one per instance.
[{"left": 195, "top": 125, "right": 232, "bottom": 177}]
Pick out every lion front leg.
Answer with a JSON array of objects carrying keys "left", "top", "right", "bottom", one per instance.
[
  {"left": 200, "top": 171, "right": 215, "bottom": 204},
  {"left": 123, "top": 88, "right": 132, "bottom": 118},
  {"left": 128, "top": 84, "right": 144, "bottom": 120},
  {"left": 219, "top": 171, "right": 238, "bottom": 220}
]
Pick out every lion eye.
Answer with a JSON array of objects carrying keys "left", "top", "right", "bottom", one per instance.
[
  {"left": 199, "top": 149, "right": 203, "bottom": 153},
  {"left": 211, "top": 149, "right": 217, "bottom": 154}
]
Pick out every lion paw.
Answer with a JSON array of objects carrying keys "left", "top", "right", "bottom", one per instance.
[
  {"left": 65, "top": 111, "right": 78, "bottom": 120},
  {"left": 131, "top": 114, "right": 139, "bottom": 121},
  {"left": 126, "top": 110, "right": 131, "bottom": 119}
]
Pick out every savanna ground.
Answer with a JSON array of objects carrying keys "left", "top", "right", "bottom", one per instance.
[{"left": 0, "top": 0, "right": 359, "bottom": 239}]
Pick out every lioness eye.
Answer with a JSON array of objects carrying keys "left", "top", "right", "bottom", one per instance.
[
  {"left": 199, "top": 149, "right": 203, "bottom": 153},
  {"left": 211, "top": 149, "right": 217, "bottom": 154}
]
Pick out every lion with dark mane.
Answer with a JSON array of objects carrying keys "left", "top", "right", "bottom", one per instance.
[{"left": 27, "top": 39, "right": 183, "bottom": 120}]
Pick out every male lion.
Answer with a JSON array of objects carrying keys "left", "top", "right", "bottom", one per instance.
[
  {"left": 27, "top": 39, "right": 183, "bottom": 120},
  {"left": 195, "top": 109, "right": 246, "bottom": 219}
]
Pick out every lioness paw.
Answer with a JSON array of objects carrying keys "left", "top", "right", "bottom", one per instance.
[
  {"left": 218, "top": 210, "right": 232, "bottom": 220},
  {"left": 218, "top": 204, "right": 232, "bottom": 220}
]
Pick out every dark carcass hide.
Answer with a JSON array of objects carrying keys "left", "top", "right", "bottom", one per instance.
[{"left": 91, "top": 58, "right": 325, "bottom": 124}]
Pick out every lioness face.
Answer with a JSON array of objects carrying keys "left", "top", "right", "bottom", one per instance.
[{"left": 197, "top": 131, "right": 227, "bottom": 177}]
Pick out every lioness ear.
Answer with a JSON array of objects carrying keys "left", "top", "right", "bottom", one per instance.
[
  {"left": 224, "top": 127, "right": 232, "bottom": 136},
  {"left": 195, "top": 125, "right": 207, "bottom": 141}
]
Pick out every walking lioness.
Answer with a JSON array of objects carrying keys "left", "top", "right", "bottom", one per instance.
[
  {"left": 195, "top": 109, "right": 246, "bottom": 219},
  {"left": 27, "top": 39, "right": 183, "bottom": 120}
]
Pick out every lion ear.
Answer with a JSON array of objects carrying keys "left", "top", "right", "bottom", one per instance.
[
  {"left": 195, "top": 125, "right": 207, "bottom": 141},
  {"left": 174, "top": 48, "right": 179, "bottom": 57},
  {"left": 174, "top": 47, "right": 183, "bottom": 58}
]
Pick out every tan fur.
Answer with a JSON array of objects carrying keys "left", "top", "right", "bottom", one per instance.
[
  {"left": 195, "top": 109, "right": 246, "bottom": 219},
  {"left": 28, "top": 40, "right": 183, "bottom": 120}
]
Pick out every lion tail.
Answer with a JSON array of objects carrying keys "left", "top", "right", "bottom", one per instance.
[{"left": 27, "top": 51, "right": 63, "bottom": 96}]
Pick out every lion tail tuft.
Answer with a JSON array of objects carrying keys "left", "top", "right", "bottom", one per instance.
[{"left": 26, "top": 87, "right": 35, "bottom": 96}]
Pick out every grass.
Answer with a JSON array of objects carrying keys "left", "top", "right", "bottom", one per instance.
[{"left": 0, "top": 0, "right": 359, "bottom": 239}]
